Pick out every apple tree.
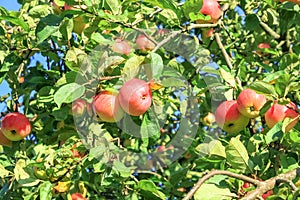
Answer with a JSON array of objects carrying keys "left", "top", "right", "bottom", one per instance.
[{"left": 0, "top": 0, "right": 300, "bottom": 199}]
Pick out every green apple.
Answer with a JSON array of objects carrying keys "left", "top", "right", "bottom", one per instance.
[
  {"left": 237, "top": 89, "right": 267, "bottom": 118},
  {"left": 215, "top": 100, "right": 250, "bottom": 134},
  {"left": 0, "top": 128, "right": 12, "bottom": 147},
  {"left": 2, "top": 112, "right": 32, "bottom": 141}
]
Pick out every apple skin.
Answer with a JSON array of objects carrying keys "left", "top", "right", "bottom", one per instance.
[
  {"left": 237, "top": 89, "right": 267, "bottom": 118},
  {"left": 265, "top": 101, "right": 299, "bottom": 132},
  {"left": 111, "top": 39, "right": 131, "bottom": 56},
  {"left": 92, "top": 91, "right": 124, "bottom": 122},
  {"left": 215, "top": 100, "right": 250, "bottom": 135},
  {"left": 257, "top": 43, "right": 271, "bottom": 49},
  {"left": 242, "top": 182, "right": 251, "bottom": 189},
  {"left": 0, "top": 128, "right": 12, "bottom": 147},
  {"left": 200, "top": 0, "right": 222, "bottom": 23},
  {"left": 71, "top": 193, "right": 86, "bottom": 200},
  {"left": 72, "top": 98, "right": 87, "bottom": 117},
  {"left": 262, "top": 190, "right": 273, "bottom": 200},
  {"left": 202, "top": 28, "right": 214, "bottom": 39},
  {"left": 136, "top": 34, "right": 155, "bottom": 52},
  {"left": 2, "top": 112, "right": 32, "bottom": 141},
  {"left": 118, "top": 78, "right": 152, "bottom": 116}
]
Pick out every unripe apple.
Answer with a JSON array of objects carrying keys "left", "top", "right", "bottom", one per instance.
[
  {"left": 71, "top": 193, "right": 86, "bottom": 200},
  {"left": 136, "top": 34, "right": 155, "bottom": 52},
  {"left": 92, "top": 91, "right": 124, "bottom": 122},
  {"left": 72, "top": 98, "right": 87, "bottom": 117},
  {"left": 199, "top": 0, "right": 222, "bottom": 23},
  {"left": 265, "top": 101, "right": 299, "bottom": 132},
  {"left": 215, "top": 100, "right": 250, "bottom": 134},
  {"left": 118, "top": 78, "right": 152, "bottom": 116},
  {"left": 2, "top": 112, "right": 32, "bottom": 141},
  {"left": 0, "top": 128, "right": 12, "bottom": 147},
  {"left": 202, "top": 112, "right": 215, "bottom": 126},
  {"left": 237, "top": 89, "right": 267, "bottom": 118},
  {"left": 111, "top": 39, "right": 131, "bottom": 56},
  {"left": 63, "top": 3, "right": 88, "bottom": 34}
]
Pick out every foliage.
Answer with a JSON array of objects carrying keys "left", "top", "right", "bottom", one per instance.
[{"left": 0, "top": 0, "right": 300, "bottom": 199}]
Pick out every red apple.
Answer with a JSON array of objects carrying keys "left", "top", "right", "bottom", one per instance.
[
  {"left": 2, "top": 112, "right": 32, "bottom": 141},
  {"left": 237, "top": 89, "right": 267, "bottom": 118},
  {"left": 136, "top": 34, "right": 155, "bottom": 52},
  {"left": 111, "top": 39, "right": 131, "bottom": 56},
  {"left": 118, "top": 78, "right": 152, "bottom": 116},
  {"left": 262, "top": 190, "right": 273, "bottom": 200},
  {"left": 71, "top": 193, "right": 86, "bottom": 200},
  {"left": 215, "top": 100, "right": 250, "bottom": 134},
  {"left": 202, "top": 28, "right": 214, "bottom": 39},
  {"left": 200, "top": 0, "right": 222, "bottom": 22},
  {"left": 257, "top": 43, "right": 271, "bottom": 49},
  {"left": 92, "top": 91, "right": 124, "bottom": 122},
  {"left": 242, "top": 182, "right": 251, "bottom": 189},
  {"left": 72, "top": 98, "right": 88, "bottom": 117},
  {"left": 0, "top": 128, "right": 12, "bottom": 147},
  {"left": 265, "top": 101, "right": 299, "bottom": 132}
]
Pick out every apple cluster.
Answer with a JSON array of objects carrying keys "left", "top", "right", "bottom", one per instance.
[
  {"left": 73, "top": 78, "right": 152, "bottom": 123},
  {"left": 0, "top": 112, "right": 32, "bottom": 147},
  {"left": 215, "top": 89, "right": 299, "bottom": 135}
]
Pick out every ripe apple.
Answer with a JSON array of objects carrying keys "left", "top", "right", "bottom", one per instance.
[
  {"left": 265, "top": 101, "right": 299, "bottom": 132},
  {"left": 202, "top": 112, "right": 215, "bottom": 126},
  {"left": 199, "top": 0, "right": 222, "bottom": 23},
  {"left": 257, "top": 43, "right": 271, "bottom": 49},
  {"left": 71, "top": 193, "right": 86, "bottom": 200},
  {"left": 0, "top": 128, "right": 12, "bottom": 147},
  {"left": 92, "top": 91, "right": 124, "bottom": 122},
  {"left": 202, "top": 28, "right": 214, "bottom": 39},
  {"left": 2, "top": 112, "right": 32, "bottom": 141},
  {"left": 262, "top": 190, "right": 273, "bottom": 200},
  {"left": 118, "top": 78, "right": 152, "bottom": 116},
  {"left": 72, "top": 98, "right": 88, "bottom": 117},
  {"left": 242, "top": 182, "right": 251, "bottom": 189},
  {"left": 136, "top": 34, "right": 155, "bottom": 52},
  {"left": 215, "top": 100, "right": 250, "bottom": 134},
  {"left": 237, "top": 89, "right": 267, "bottom": 118},
  {"left": 111, "top": 39, "right": 131, "bottom": 56}
]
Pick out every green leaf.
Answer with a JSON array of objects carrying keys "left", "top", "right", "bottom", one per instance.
[
  {"left": 182, "top": 0, "right": 203, "bottom": 19},
  {"left": 150, "top": 52, "right": 164, "bottom": 80},
  {"left": 122, "top": 55, "right": 144, "bottom": 81},
  {"left": 91, "top": 32, "right": 112, "bottom": 45},
  {"left": 275, "top": 74, "right": 290, "bottom": 97},
  {"left": 248, "top": 81, "right": 277, "bottom": 95},
  {"left": 54, "top": 83, "right": 85, "bottom": 107},
  {"left": 113, "top": 160, "right": 133, "bottom": 178},
  {"left": 0, "top": 164, "right": 10, "bottom": 178},
  {"left": 39, "top": 181, "right": 52, "bottom": 200},
  {"left": 105, "top": 0, "right": 120, "bottom": 15},
  {"left": 0, "top": 16, "right": 29, "bottom": 32},
  {"left": 194, "top": 183, "right": 237, "bottom": 200},
  {"left": 36, "top": 14, "right": 61, "bottom": 44},
  {"left": 161, "top": 77, "right": 186, "bottom": 87},
  {"left": 219, "top": 68, "right": 236, "bottom": 88},
  {"left": 196, "top": 140, "right": 226, "bottom": 158},
  {"left": 245, "top": 14, "right": 260, "bottom": 31},
  {"left": 137, "top": 180, "right": 157, "bottom": 192},
  {"left": 59, "top": 17, "right": 73, "bottom": 41},
  {"left": 225, "top": 137, "right": 253, "bottom": 173}
]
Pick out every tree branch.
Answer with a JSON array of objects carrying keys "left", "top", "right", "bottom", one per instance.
[{"left": 182, "top": 168, "right": 300, "bottom": 200}]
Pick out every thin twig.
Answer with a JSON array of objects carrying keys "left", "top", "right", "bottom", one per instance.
[
  {"left": 215, "top": 32, "right": 233, "bottom": 69},
  {"left": 259, "top": 21, "right": 280, "bottom": 39},
  {"left": 152, "top": 30, "right": 182, "bottom": 53}
]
